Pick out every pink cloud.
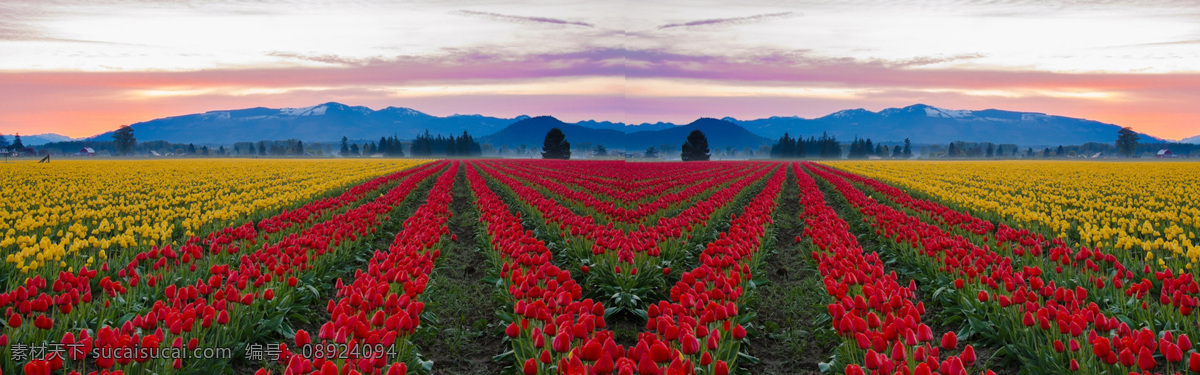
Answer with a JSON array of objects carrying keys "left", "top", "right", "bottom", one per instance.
[{"left": 4, "top": 48, "right": 1200, "bottom": 140}]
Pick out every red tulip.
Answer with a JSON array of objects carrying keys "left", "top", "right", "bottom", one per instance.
[
  {"left": 34, "top": 315, "right": 53, "bottom": 330},
  {"left": 1188, "top": 352, "right": 1200, "bottom": 372},
  {"left": 1138, "top": 347, "right": 1156, "bottom": 370},
  {"left": 295, "top": 330, "right": 311, "bottom": 347},
  {"left": 891, "top": 341, "right": 906, "bottom": 361},
  {"left": 961, "top": 345, "right": 976, "bottom": 365},
  {"left": 1119, "top": 348, "right": 1135, "bottom": 367},
  {"left": 638, "top": 354, "right": 661, "bottom": 375},
  {"left": 523, "top": 358, "right": 538, "bottom": 375},
  {"left": 845, "top": 364, "right": 864, "bottom": 375},
  {"left": 594, "top": 353, "right": 614, "bottom": 374},
  {"left": 713, "top": 360, "right": 729, "bottom": 375},
  {"left": 506, "top": 322, "right": 520, "bottom": 338},
  {"left": 941, "top": 332, "right": 958, "bottom": 350},
  {"left": 1163, "top": 342, "right": 1183, "bottom": 363}
]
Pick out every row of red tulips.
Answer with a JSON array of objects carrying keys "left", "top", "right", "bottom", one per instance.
[
  {"left": 487, "top": 161, "right": 747, "bottom": 223},
  {"left": 808, "top": 162, "right": 1200, "bottom": 374},
  {"left": 516, "top": 161, "right": 726, "bottom": 204},
  {"left": 0, "top": 161, "right": 441, "bottom": 331},
  {"left": 2, "top": 162, "right": 448, "bottom": 373},
  {"left": 464, "top": 162, "right": 617, "bottom": 374},
  {"left": 790, "top": 163, "right": 986, "bottom": 375},
  {"left": 474, "top": 161, "right": 770, "bottom": 262},
  {"left": 624, "top": 163, "right": 789, "bottom": 374},
  {"left": 819, "top": 164, "right": 1199, "bottom": 320},
  {"left": 272, "top": 162, "right": 462, "bottom": 375},
  {"left": 471, "top": 161, "right": 798, "bottom": 374},
  {"left": 473, "top": 161, "right": 777, "bottom": 322}
]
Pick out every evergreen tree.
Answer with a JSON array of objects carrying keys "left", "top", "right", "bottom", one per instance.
[
  {"left": 541, "top": 128, "right": 571, "bottom": 159},
  {"left": 681, "top": 130, "right": 711, "bottom": 161},
  {"left": 340, "top": 136, "right": 350, "bottom": 155},
  {"left": 350, "top": 144, "right": 360, "bottom": 156},
  {"left": 258, "top": 141, "right": 267, "bottom": 156},
  {"left": 902, "top": 138, "right": 912, "bottom": 158},
  {"left": 986, "top": 143, "right": 995, "bottom": 158},
  {"left": 1055, "top": 145, "right": 1064, "bottom": 157},
  {"left": 817, "top": 132, "right": 841, "bottom": 158},
  {"left": 11, "top": 134, "right": 25, "bottom": 151},
  {"left": 947, "top": 143, "right": 958, "bottom": 157},
  {"left": 296, "top": 141, "right": 305, "bottom": 155},
  {"left": 218, "top": 145, "right": 226, "bottom": 156},
  {"left": 412, "top": 130, "right": 434, "bottom": 156},
  {"left": 770, "top": 132, "right": 798, "bottom": 158},
  {"left": 593, "top": 144, "right": 608, "bottom": 157},
  {"left": 0, "top": 134, "right": 7, "bottom": 149},
  {"left": 644, "top": 146, "right": 659, "bottom": 158},
  {"left": 874, "top": 144, "right": 885, "bottom": 157},
  {"left": 248, "top": 143, "right": 256, "bottom": 155},
  {"left": 1116, "top": 127, "right": 1140, "bottom": 158},
  {"left": 187, "top": 143, "right": 197, "bottom": 155},
  {"left": 394, "top": 136, "right": 406, "bottom": 156},
  {"left": 459, "top": 131, "right": 481, "bottom": 156},
  {"left": 892, "top": 145, "right": 901, "bottom": 158}
]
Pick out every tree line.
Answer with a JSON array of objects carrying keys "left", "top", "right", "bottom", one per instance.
[{"left": 768, "top": 132, "right": 913, "bottom": 159}]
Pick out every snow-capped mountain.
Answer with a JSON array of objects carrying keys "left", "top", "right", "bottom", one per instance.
[
  {"left": 82, "top": 102, "right": 1171, "bottom": 147},
  {"left": 725, "top": 104, "right": 1164, "bottom": 145},
  {"left": 88, "top": 102, "right": 526, "bottom": 144},
  {"left": 4, "top": 133, "right": 75, "bottom": 146}
]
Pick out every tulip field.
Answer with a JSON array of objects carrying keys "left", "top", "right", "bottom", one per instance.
[{"left": 3, "top": 159, "right": 1200, "bottom": 375}]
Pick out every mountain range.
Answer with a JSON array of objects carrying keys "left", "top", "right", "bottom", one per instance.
[
  {"left": 89, "top": 102, "right": 526, "bottom": 144},
  {"left": 2, "top": 133, "right": 75, "bottom": 146},
  {"left": 19, "top": 102, "right": 1191, "bottom": 148},
  {"left": 721, "top": 104, "right": 1167, "bottom": 145}
]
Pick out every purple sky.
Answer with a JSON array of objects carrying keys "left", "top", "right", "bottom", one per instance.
[{"left": 2, "top": 0, "right": 1200, "bottom": 139}]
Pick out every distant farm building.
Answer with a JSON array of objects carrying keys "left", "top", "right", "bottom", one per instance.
[
  {"left": 77, "top": 147, "right": 96, "bottom": 156},
  {"left": 1157, "top": 149, "right": 1175, "bottom": 158}
]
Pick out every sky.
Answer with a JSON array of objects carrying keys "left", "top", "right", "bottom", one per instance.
[{"left": 2, "top": 0, "right": 1200, "bottom": 139}]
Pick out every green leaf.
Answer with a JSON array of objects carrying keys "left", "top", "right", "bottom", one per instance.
[{"left": 492, "top": 350, "right": 515, "bottom": 363}]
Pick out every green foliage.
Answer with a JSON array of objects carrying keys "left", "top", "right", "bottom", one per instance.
[
  {"left": 112, "top": 125, "right": 136, "bottom": 155},
  {"left": 1116, "top": 126, "right": 1140, "bottom": 157},
  {"left": 541, "top": 128, "right": 571, "bottom": 159},
  {"left": 681, "top": 130, "right": 710, "bottom": 161}
]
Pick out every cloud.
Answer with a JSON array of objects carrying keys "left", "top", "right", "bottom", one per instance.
[
  {"left": 657, "top": 12, "right": 797, "bottom": 30},
  {"left": 455, "top": 10, "right": 594, "bottom": 28},
  {"left": 883, "top": 54, "right": 987, "bottom": 68},
  {"left": 266, "top": 51, "right": 378, "bottom": 67}
]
